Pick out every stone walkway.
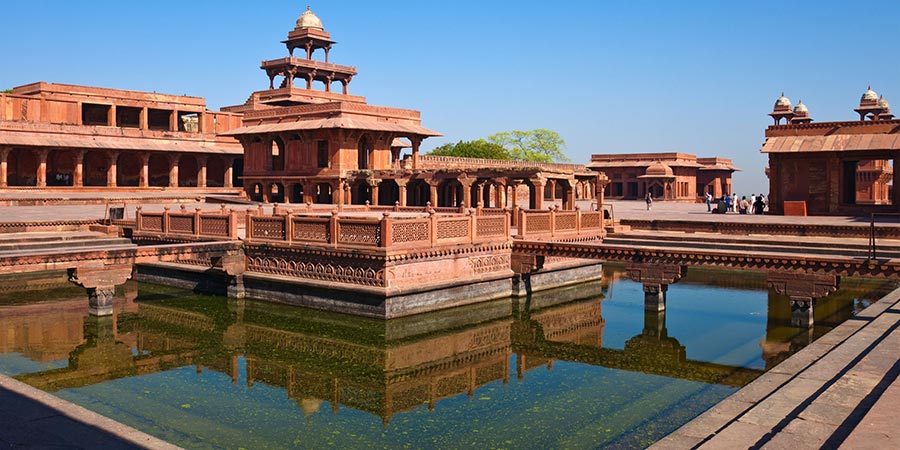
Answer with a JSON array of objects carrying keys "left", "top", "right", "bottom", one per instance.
[{"left": 650, "top": 286, "right": 900, "bottom": 450}]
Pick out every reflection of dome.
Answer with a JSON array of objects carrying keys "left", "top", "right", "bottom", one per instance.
[
  {"left": 300, "top": 397, "right": 323, "bottom": 419},
  {"left": 862, "top": 86, "right": 878, "bottom": 102},
  {"left": 645, "top": 161, "right": 674, "bottom": 177},
  {"left": 296, "top": 6, "right": 324, "bottom": 30},
  {"left": 793, "top": 100, "right": 808, "bottom": 114},
  {"left": 774, "top": 92, "right": 792, "bottom": 109},
  {"left": 878, "top": 96, "right": 890, "bottom": 110}
]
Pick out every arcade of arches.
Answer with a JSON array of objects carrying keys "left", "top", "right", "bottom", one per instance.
[{"left": 0, "top": 147, "right": 242, "bottom": 189}]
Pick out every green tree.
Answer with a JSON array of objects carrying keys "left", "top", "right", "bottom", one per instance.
[
  {"left": 1, "top": 89, "right": 12, "bottom": 94},
  {"left": 428, "top": 139, "right": 512, "bottom": 160},
  {"left": 486, "top": 129, "right": 570, "bottom": 163}
]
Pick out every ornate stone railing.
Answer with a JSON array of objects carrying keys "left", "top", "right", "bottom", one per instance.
[
  {"left": 515, "top": 207, "right": 604, "bottom": 240},
  {"left": 245, "top": 210, "right": 511, "bottom": 249},
  {"left": 406, "top": 155, "right": 589, "bottom": 173},
  {"left": 134, "top": 206, "right": 238, "bottom": 239}
]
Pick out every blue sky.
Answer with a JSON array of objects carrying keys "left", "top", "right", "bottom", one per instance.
[{"left": 2, "top": 1, "right": 898, "bottom": 194}]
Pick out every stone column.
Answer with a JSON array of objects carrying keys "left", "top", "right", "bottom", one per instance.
[
  {"left": 548, "top": 179, "right": 557, "bottom": 202},
  {"left": 0, "top": 147, "right": 9, "bottom": 187},
  {"left": 428, "top": 179, "right": 439, "bottom": 207},
  {"left": 767, "top": 271, "right": 840, "bottom": 328},
  {"left": 169, "top": 155, "right": 180, "bottom": 188},
  {"left": 459, "top": 178, "right": 475, "bottom": 208},
  {"left": 68, "top": 265, "right": 133, "bottom": 317},
  {"left": 368, "top": 179, "right": 381, "bottom": 206},
  {"left": 139, "top": 153, "right": 149, "bottom": 188},
  {"left": 396, "top": 179, "right": 408, "bottom": 207},
  {"left": 198, "top": 156, "right": 208, "bottom": 188},
  {"left": 412, "top": 137, "right": 421, "bottom": 170},
  {"left": 224, "top": 158, "right": 234, "bottom": 188},
  {"left": 169, "top": 110, "right": 179, "bottom": 132},
  {"left": 476, "top": 183, "right": 485, "bottom": 207},
  {"left": 107, "top": 151, "right": 117, "bottom": 187},
  {"left": 74, "top": 151, "right": 84, "bottom": 187},
  {"left": 530, "top": 178, "right": 546, "bottom": 210},
  {"left": 626, "top": 263, "right": 687, "bottom": 312},
  {"left": 139, "top": 107, "right": 148, "bottom": 130},
  {"left": 36, "top": 149, "right": 48, "bottom": 188}
]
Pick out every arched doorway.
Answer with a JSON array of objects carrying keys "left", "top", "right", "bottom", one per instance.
[
  {"left": 357, "top": 136, "right": 371, "bottom": 170},
  {"left": 406, "top": 179, "right": 429, "bottom": 206},
  {"left": 437, "top": 180, "right": 463, "bottom": 207},
  {"left": 378, "top": 180, "right": 400, "bottom": 206},
  {"left": 207, "top": 156, "right": 226, "bottom": 187},
  {"left": 178, "top": 155, "right": 199, "bottom": 187},
  {"left": 249, "top": 183, "right": 264, "bottom": 202},
  {"left": 48, "top": 149, "right": 77, "bottom": 186},
  {"left": 8, "top": 148, "right": 36, "bottom": 186},
  {"left": 290, "top": 183, "right": 304, "bottom": 203},
  {"left": 116, "top": 153, "right": 142, "bottom": 187},
  {"left": 315, "top": 183, "right": 333, "bottom": 204},
  {"left": 148, "top": 154, "right": 170, "bottom": 187},
  {"left": 269, "top": 136, "right": 285, "bottom": 171},
  {"left": 268, "top": 183, "right": 285, "bottom": 203},
  {"left": 83, "top": 151, "right": 109, "bottom": 186},
  {"left": 352, "top": 180, "right": 371, "bottom": 205}
]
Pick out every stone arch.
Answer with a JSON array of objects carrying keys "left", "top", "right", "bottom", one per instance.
[
  {"left": 378, "top": 179, "right": 400, "bottom": 206},
  {"left": 290, "top": 183, "right": 304, "bottom": 203},
  {"left": 357, "top": 135, "right": 372, "bottom": 170},
  {"left": 206, "top": 155, "right": 226, "bottom": 188},
  {"left": 115, "top": 152, "right": 142, "bottom": 187},
  {"left": 8, "top": 148, "right": 37, "bottom": 186},
  {"left": 178, "top": 154, "right": 199, "bottom": 187},
  {"left": 268, "top": 182, "right": 285, "bottom": 204},
  {"left": 83, "top": 151, "right": 109, "bottom": 187},
  {"left": 437, "top": 179, "right": 463, "bottom": 207},
  {"left": 352, "top": 180, "right": 371, "bottom": 205},
  {"left": 47, "top": 149, "right": 78, "bottom": 186},
  {"left": 148, "top": 154, "right": 170, "bottom": 187},
  {"left": 406, "top": 179, "right": 430, "bottom": 207},
  {"left": 249, "top": 182, "right": 264, "bottom": 202},
  {"left": 269, "top": 136, "right": 285, "bottom": 171},
  {"left": 315, "top": 183, "right": 333, "bottom": 204}
]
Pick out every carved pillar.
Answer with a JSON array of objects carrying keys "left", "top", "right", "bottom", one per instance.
[
  {"left": 626, "top": 263, "right": 687, "bottom": 312},
  {"left": 428, "top": 179, "right": 439, "bottom": 207},
  {"left": 36, "top": 149, "right": 48, "bottom": 187},
  {"left": 0, "top": 147, "right": 8, "bottom": 187},
  {"left": 530, "top": 178, "right": 546, "bottom": 210},
  {"left": 767, "top": 271, "right": 840, "bottom": 328},
  {"left": 548, "top": 179, "right": 557, "bottom": 201},
  {"left": 68, "top": 265, "right": 133, "bottom": 317},
  {"left": 561, "top": 179, "right": 575, "bottom": 210},
  {"left": 169, "top": 110, "right": 179, "bottom": 132},
  {"left": 344, "top": 182, "right": 352, "bottom": 205},
  {"left": 74, "top": 151, "right": 84, "bottom": 187},
  {"left": 198, "top": 155, "right": 208, "bottom": 188},
  {"left": 412, "top": 137, "right": 421, "bottom": 170},
  {"left": 369, "top": 179, "right": 381, "bottom": 206},
  {"left": 169, "top": 155, "right": 179, "bottom": 188},
  {"left": 476, "top": 183, "right": 485, "bottom": 207},
  {"left": 459, "top": 177, "right": 475, "bottom": 208},
  {"left": 139, "top": 107, "right": 148, "bottom": 130},
  {"left": 106, "top": 151, "right": 117, "bottom": 187},
  {"left": 396, "top": 178, "right": 408, "bottom": 207},
  {"left": 224, "top": 158, "right": 234, "bottom": 188},
  {"left": 139, "top": 153, "right": 149, "bottom": 188}
]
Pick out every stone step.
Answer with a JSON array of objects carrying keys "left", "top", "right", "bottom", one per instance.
[
  {"left": 0, "top": 236, "right": 135, "bottom": 257},
  {"left": 0, "top": 242, "right": 138, "bottom": 260}
]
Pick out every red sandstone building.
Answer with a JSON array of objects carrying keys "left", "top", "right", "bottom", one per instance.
[
  {"left": 763, "top": 88, "right": 897, "bottom": 215},
  {"left": 222, "top": 8, "right": 603, "bottom": 210},
  {"left": 0, "top": 83, "right": 244, "bottom": 189},
  {"left": 588, "top": 153, "right": 738, "bottom": 201}
]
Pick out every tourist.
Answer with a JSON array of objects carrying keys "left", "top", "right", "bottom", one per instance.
[
  {"left": 739, "top": 196, "right": 749, "bottom": 214},
  {"left": 731, "top": 193, "right": 738, "bottom": 212},
  {"left": 706, "top": 192, "right": 712, "bottom": 212},
  {"left": 725, "top": 194, "right": 732, "bottom": 213},
  {"left": 645, "top": 192, "right": 653, "bottom": 211},
  {"left": 754, "top": 194, "right": 765, "bottom": 215},
  {"left": 748, "top": 194, "right": 755, "bottom": 214}
]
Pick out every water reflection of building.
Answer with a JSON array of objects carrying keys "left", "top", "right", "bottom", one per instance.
[{"left": 5, "top": 271, "right": 893, "bottom": 424}]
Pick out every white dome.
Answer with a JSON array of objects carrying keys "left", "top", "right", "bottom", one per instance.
[
  {"left": 793, "top": 100, "right": 808, "bottom": 114},
  {"left": 774, "top": 92, "right": 792, "bottom": 109},
  {"left": 296, "top": 6, "right": 324, "bottom": 30},
  {"left": 862, "top": 86, "right": 878, "bottom": 102}
]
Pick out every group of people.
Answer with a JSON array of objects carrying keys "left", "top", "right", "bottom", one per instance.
[{"left": 706, "top": 192, "right": 767, "bottom": 214}]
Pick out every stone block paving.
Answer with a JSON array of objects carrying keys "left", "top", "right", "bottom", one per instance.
[{"left": 650, "top": 287, "right": 900, "bottom": 450}]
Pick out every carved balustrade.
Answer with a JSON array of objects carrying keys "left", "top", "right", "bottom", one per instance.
[
  {"left": 515, "top": 207, "right": 604, "bottom": 240},
  {"left": 245, "top": 210, "right": 511, "bottom": 250},
  {"left": 134, "top": 206, "right": 238, "bottom": 240}
]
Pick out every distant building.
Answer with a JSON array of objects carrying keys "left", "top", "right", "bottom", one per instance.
[
  {"left": 762, "top": 87, "right": 896, "bottom": 215},
  {"left": 0, "top": 83, "right": 244, "bottom": 189},
  {"left": 587, "top": 153, "right": 738, "bottom": 201}
]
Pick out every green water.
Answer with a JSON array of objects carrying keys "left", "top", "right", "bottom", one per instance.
[{"left": 0, "top": 265, "right": 893, "bottom": 449}]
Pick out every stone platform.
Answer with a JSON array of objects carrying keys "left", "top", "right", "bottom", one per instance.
[{"left": 651, "top": 285, "right": 900, "bottom": 449}]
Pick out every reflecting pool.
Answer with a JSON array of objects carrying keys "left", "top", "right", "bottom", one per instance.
[{"left": 0, "top": 265, "right": 894, "bottom": 449}]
